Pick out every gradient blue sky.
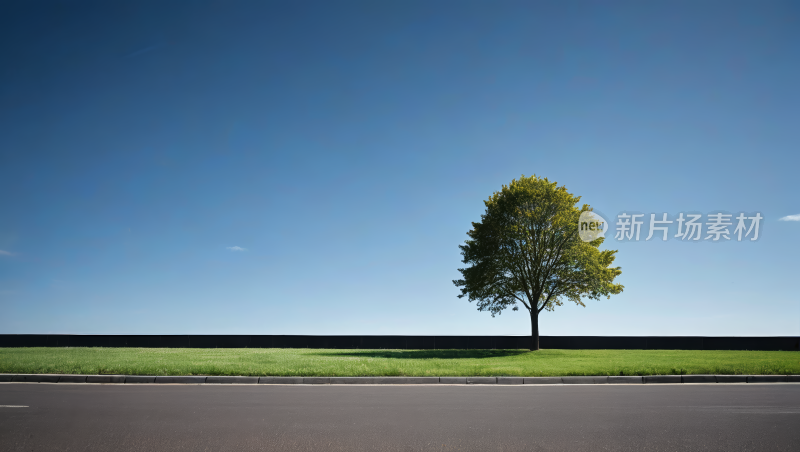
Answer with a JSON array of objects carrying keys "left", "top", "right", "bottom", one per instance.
[{"left": 1, "top": 0, "right": 798, "bottom": 336}]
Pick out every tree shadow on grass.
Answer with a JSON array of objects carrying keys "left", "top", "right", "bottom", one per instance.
[{"left": 309, "top": 349, "right": 532, "bottom": 360}]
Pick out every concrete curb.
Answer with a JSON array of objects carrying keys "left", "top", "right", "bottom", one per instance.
[
  {"left": 645, "top": 375, "right": 682, "bottom": 384},
  {"left": 328, "top": 377, "right": 439, "bottom": 384},
  {"left": 86, "top": 375, "right": 126, "bottom": 384},
  {"left": 258, "top": 377, "right": 303, "bottom": 384},
  {"left": 155, "top": 376, "right": 207, "bottom": 384},
  {"left": 58, "top": 375, "right": 88, "bottom": 383},
  {"left": 11, "top": 375, "right": 60, "bottom": 383},
  {"left": 563, "top": 376, "right": 608, "bottom": 384},
  {"left": 125, "top": 376, "right": 156, "bottom": 383},
  {"left": 524, "top": 377, "right": 562, "bottom": 384},
  {"left": 439, "top": 377, "right": 467, "bottom": 384},
  {"left": 498, "top": 377, "right": 524, "bottom": 385},
  {"left": 609, "top": 376, "right": 643, "bottom": 384},
  {"left": 466, "top": 377, "right": 497, "bottom": 385},
  {"left": 1, "top": 374, "right": 799, "bottom": 385},
  {"left": 206, "top": 376, "right": 259, "bottom": 384},
  {"left": 748, "top": 375, "right": 787, "bottom": 383},
  {"left": 682, "top": 375, "right": 716, "bottom": 383}
]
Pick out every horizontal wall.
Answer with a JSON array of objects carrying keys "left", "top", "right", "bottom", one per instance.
[{"left": 0, "top": 335, "right": 798, "bottom": 350}]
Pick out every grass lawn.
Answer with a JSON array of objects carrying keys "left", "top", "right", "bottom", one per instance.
[{"left": 1, "top": 348, "right": 799, "bottom": 377}]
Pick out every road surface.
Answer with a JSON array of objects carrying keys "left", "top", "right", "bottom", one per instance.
[{"left": 2, "top": 383, "right": 799, "bottom": 451}]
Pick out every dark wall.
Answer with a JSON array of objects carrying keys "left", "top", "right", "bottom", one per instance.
[{"left": 0, "top": 335, "right": 798, "bottom": 350}]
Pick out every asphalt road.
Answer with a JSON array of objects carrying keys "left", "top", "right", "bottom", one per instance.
[{"left": 1, "top": 383, "right": 799, "bottom": 451}]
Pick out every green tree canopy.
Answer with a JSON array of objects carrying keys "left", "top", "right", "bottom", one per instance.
[{"left": 453, "top": 175, "right": 623, "bottom": 350}]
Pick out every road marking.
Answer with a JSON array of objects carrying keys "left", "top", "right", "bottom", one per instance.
[{"left": 0, "top": 405, "right": 29, "bottom": 408}]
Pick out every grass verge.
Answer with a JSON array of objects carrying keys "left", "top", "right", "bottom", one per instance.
[{"left": 1, "top": 348, "right": 799, "bottom": 377}]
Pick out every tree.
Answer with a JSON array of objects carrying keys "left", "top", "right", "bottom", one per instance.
[{"left": 453, "top": 175, "right": 623, "bottom": 351}]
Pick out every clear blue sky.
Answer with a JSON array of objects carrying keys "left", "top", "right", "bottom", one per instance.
[{"left": 1, "top": 0, "right": 798, "bottom": 336}]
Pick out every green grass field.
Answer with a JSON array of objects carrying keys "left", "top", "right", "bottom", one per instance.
[{"left": 1, "top": 348, "right": 798, "bottom": 377}]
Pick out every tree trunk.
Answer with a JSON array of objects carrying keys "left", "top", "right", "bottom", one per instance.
[{"left": 530, "top": 311, "right": 539, "bottom": 351}]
